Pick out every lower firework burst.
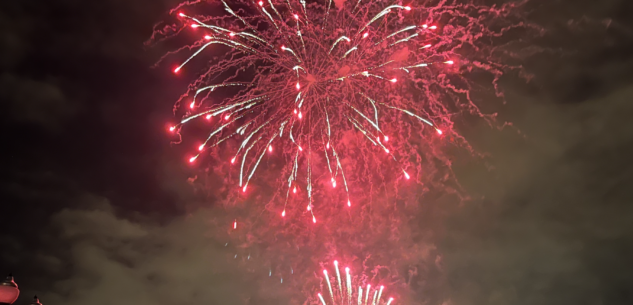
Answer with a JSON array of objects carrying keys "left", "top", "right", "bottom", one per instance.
[
  {"left": 156, "top": 0, "right": 521, "bottom": 224},
  {"left": 318, "top": 260, "right": 394, "bottom": 305}
]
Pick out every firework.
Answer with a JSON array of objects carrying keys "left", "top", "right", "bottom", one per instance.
[
  {"left": 161, "top": 0, "right": 517, "bottom": 224},
  {"left": 317, "top": 260, "right": 394, "bottom": 305}
]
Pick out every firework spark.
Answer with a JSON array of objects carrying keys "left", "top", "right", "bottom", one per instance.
[
  {"left": 160, "top": 0, "right": 519, "bottom": 225},
  {"left": 317, "top": 261, "right": 394, "bottom": 305}
]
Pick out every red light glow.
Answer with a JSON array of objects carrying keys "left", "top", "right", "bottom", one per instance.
[
  {"left": 362, "top": 32, "right": 369, "bottom": 38},
  {"left": 189, "top": 156, "right": 197, "bottom": 163}
]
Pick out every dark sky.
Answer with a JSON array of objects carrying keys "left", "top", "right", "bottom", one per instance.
[{"left": 1, "top": 0, "right": 633, "bottom": 304}]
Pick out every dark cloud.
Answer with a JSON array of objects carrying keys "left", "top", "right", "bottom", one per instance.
[
  {"left": 438, "top": 56, "right": 633, "bottom": 305},
  {"left": 0, "top": 73, "right": 76, "bottom": 131},
  {"left": 42, "top": 201, "right": 256, "bottom": 305}
]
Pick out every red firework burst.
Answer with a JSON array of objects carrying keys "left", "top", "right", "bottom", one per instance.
[{"left": 158, "top": 0, "right": 519, "bottom": 226}]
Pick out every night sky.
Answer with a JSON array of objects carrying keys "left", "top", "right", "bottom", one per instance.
[{"left": 1, "top": 0, "right": 633, "bottom": 304}]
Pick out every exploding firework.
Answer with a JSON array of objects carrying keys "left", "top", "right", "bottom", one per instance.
[
  {"left": 156, "top": 0, "right": 524, "bottom": 225},
  {"left": 317, "top": 260, "right": 394, "bottom": 305}
]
